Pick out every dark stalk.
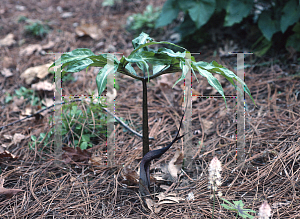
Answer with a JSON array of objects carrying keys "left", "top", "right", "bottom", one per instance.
[{"left": 142, "top": 66, "right": 149, "bottom": 156}]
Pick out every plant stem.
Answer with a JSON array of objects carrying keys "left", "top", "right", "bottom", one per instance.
[
  {"left": 141, "top": 65, "right": 150, "bottom": 157},
  {"left": 142, "top": 77, "right": 149, "bottom": 156}
]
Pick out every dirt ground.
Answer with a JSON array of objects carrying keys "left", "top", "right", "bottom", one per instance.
[{"left": 0, "top": 0, "right": 300, "bottom": 218}]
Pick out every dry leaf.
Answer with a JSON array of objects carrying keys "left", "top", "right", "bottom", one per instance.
[
  {"left": 3, "top": 135, "right": 12, "bottom": 140},
  {"left": 13, "top": 133, "right": 26, "bottom": 144},
  {"left": 200, "top": 118, "right": 214, "bottom": 135},
  {"left": 31, "top": 80, "right": 54, "bottom": 91},
  {"left": 145, "top": 198, "right": 154, "bottom": 212},
  {"left": 168, "top": 149, "right": 183, "bottom": 180},
  {"left": 75, "top": 23, "right": 103, "bottom": 40},
  {"left": 42, "top": 98, "right": 54, "bottom": 107},
  {"left": 10, "top": 96, "right": 25, "bottom": 112},
  {"left": 62, "top": 146, "right": 91, "bottom": 164},
  {"left": 156, "top": 192, "right": 185, "bottom": 204},
  {"left": 1, "top": 56, "right": 14, "bottom": 68},
  {"left": 20, "top": 63, "right": 52, "bottom": 84},
  {"left": 1, "top": 68, "right": 13, "bottom": 77},
  {"left": 21, "top": 106, "right": 34, "bottom": 117},
  {"left": 0, "top": 178, "right": 23, "bottom": 199},
  {"left": 121, "top": 168, "right": 139, "bottom": 185},
  {"left": 89, "top": 154, "right": 102, "bottom": 166},
  {"left": 19, "top": 44, "right": 42, "bottom": 56},
  {"left": 0, "top": 150, "right": 18, "bottom": 159},
  {"left": 0, "top": 33, "right": 16, "bottom": 47},
  {"left": 145, "top": 198, "right": 163, "bottom": 213}
]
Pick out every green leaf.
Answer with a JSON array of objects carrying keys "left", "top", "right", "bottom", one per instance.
[
  {"left": 125, "top": 52, "right": 150, "bottom": 75},
  {"left": 65, "top": 58, "right": 94, "bottom": 72},
  {"left": 251, "top": 36, "right": 272, "bottom": 57},
  {"left": 258, "top": 11, "right": 280, "bottom": 41},
  {"left": 31, "top": 135, "right": 37, "bottom": 141},
  {"left": 131, "top": 32, "right": 154, "bottom": 50},
  {"left": 286, "top": 33, "right": 300, "bottom": 51},
  {"left": 157, "top": 48, "right": 186, "bottom": 59},
  {"left": 80, "top": 141, "right": 88, "bottom": 150},
  {"left": 81, "top": 134, "right": 90, "bottom": 142},
  {"left": 220, "top": 198, "right": 256, "bottom": 219},
  {"left": 172, "top": 59, "right": 190, "bottom": 87},
  {"left": 155, "top": 0, "right": 180, "bottom": 28},
  {"left": 192, "top": 61, "right": 256, "bottom": 106},
  {"left": 131, "top": 40, "right": 186, "bottom": 56},
  {"left": 125, "top": 63, "right": 137, "bottom": 75},
  {"left": 224, "top": 0, "right": 253, "bottom": 26},
  {"left": 49, "top": 48, "right": 95, "bottom": 69},
  {"left": 89, "top": 54, "right": 113, "bottom": 67},
  {"left": 96, "top": 64, "right": 117, "bottom": 96},
  {"left": 280, "top": 0, "right": 300, "bottom": 33},
  {"left": 185, "top": 0, "right": 216, "bottom": 29},
  {"left": 153, "top": 65, "right": 170, "bottom": 74},
  {"left": 193, "top": 63, "right": 227, "bottom": 105},
  {"left": 39, "top": 133, "right": 46, "bottom": 139}
]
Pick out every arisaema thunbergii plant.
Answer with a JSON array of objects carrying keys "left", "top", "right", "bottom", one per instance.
[{"left": 50, "top": 32, "right": 255, "bottom": 190}]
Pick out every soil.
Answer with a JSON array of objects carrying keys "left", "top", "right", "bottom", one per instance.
[{"left": 0, "top": 0, "right": 300, "bottom": 218}]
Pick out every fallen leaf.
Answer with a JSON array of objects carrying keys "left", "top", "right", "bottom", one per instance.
[
  {"left": 200, "top": 118, "right": 214, "bottom": 135},
  {"left": 20, "top": 63, "right": 52, "bottom": 84},
  {"left": 75, "top": 23, "right": 103, "bottom": 40},
  {"left": 19, "top": 44, "right": 42, "bottom": 56},
  {"left": 31, "top": 80, "right": 54, "bottom": 91},
  {"left": 0, "top": 33, "right": 16, "bottom": 47},
  {"left": 89, "top": 154, "right": 102, "bottom": 166},
  {"left": 62, "top": 146, "right": 91, "bottom": 164},
  {"left": 0, "top": 150, "right": 17, "bottom": 159},
  {"left": 145, "top": 198, "right": 154, "bottom": 212},
  {"left": 121, "top": 168, "right": 139, "bottom": 185},
  {"left": 1, "top": 56, "right": 14, "bottom": 68},
  {"left": 0, "top": 178, "right": 23, "bottom": 199},
  {"left": 12, "top": 133, "right": 26, "bottom": 144},
  {"left": 3, "top": 135, "right": 12, "bottom": 140},
  {"left": 10, "top": 96, "right": 25, "bottom": 112},
  {"left": 168, "top": 149, "right": 183, "bottom": 180},
  {"left": 42, "top": 97, "right": 54, "bottom": 107},
  {"left": 1, "top": 68, "right": 13, "bottom": 77},
  {"left": 20, "top": 106, "right": 34, "bottom": 117}
]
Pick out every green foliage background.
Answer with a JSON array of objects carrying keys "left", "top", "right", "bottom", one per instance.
[{"left": 155, "top": 0, "right": 300, "bottom": 56}]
